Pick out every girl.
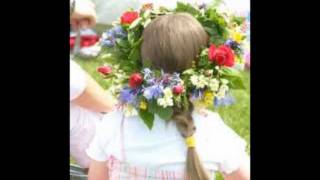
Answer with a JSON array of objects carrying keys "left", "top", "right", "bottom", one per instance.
[
  {"left": 70, "top": 0, "right": 116, "bottom": 170},
  {"left": 87, "top": 13, "right": 250, "bottom": 180}
]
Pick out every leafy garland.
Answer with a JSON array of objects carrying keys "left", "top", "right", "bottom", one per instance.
[{"left": 97, "top": 2, "right": 247, "bottom": 129}]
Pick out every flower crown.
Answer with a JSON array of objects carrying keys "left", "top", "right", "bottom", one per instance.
[{"left": 97, "top": 2, "right": 247, "bottom": 129}]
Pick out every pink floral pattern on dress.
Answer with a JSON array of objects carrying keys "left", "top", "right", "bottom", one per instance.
[{"left": 106, "top": 156, "right": 215, "bottom": 180}]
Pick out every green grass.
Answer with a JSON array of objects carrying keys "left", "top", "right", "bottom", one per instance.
[
  {"left": 216, "top": 71, "right": 250, "bottom": 152},
  {"left": 72, "top": 24, "right": 250, "bottom": 179}
]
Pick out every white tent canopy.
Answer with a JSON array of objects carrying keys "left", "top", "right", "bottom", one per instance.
[{"left": 91, "top": 0, "right": 250, "bottom": 24}]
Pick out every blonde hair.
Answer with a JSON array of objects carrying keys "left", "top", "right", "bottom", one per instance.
[{"left": 141, "top": 13, "right": 210, "bottom": 180}]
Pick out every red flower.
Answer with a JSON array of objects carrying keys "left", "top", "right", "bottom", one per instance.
[
  {"left": 97, "top": 65, "right": 112, "bottom": 75},
  {"left": 208, "top": 44, "right": 235, "bottom": 67},
  {"left": 121, "top": 11, "right": 139, "bottom": 25},
  {"left": 172, "top": 85, "right": 184, "bottom": 95},
  {"left": 70, "top": 37, "right": 75, "bottom": 49},
  {"left": 129, "top": 73, "right": 143, "bottom": 88}
]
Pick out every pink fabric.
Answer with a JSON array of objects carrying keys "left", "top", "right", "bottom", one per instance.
[
  {"left": 103, "top": 115, "right": 215, "bottom": 179},
  {"left": 106, "top": 156, "right": 186, "bottom": 180},
  {"left": 70, "top": 105, "right": 101, "bottom": 168},
  {"left": 70, "top": 119, "right": 96, "bottom": 168},
  {"left": 245, "top": 51, "right": 250, "bottom": 70}
]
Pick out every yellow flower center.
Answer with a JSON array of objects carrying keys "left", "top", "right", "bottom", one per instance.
[{"left": 139, "top": 101, "right": 148, "bottom": 110}]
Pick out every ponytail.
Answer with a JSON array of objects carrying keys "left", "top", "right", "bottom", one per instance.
[{"left": 172, "top": 101, "right": 210, "bottom": 180}]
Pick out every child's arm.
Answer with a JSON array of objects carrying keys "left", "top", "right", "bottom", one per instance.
[
  {"left": 88, "top": 159, "right": 108, "bottom": 180},
  {"left": 72, "top": 72, "right": 117, "bottom": 113},
  {"left": 223, "top": 155, "right": 250, "bottom": 180},
  {"left": 223, "top": 166, "right": 250, "bottom": 180}
]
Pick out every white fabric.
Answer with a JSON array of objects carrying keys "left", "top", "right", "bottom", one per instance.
[
  {"left": 70, "top": 104, "right": 102, "bottom": 168},
  {"left": 70, "top": 60, "right": 87, "bottom": 101},
  {"left": 92, "top": 0, "right": 250, "bottom": 24},
  {"left": 87, "top": 109, "right": 248, "bottom": 174},
  {"left": 92, "top": 0, "right": 140, "bottom": 24},
  {"left": 220, "top": 0, "right": 250, "bottom": 14},
  {"left": 70, "top": 60, "right": 103, "bottom": 168}
]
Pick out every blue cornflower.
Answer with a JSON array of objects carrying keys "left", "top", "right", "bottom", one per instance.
[
  {"left": 113, "top": 26, "right": 127, "bottom": 38},
  {"left": 101, "top": 39, "right": 116, "bottom": 47},
  {"left": 225, "top": 39, "right": 234, "bottom": 46},
  {"left": 142, "top": 68, "right": 153, "bottom": 79},
  {"left": 198, "top": 2, "right": 207, "bottom": 10},
  {"left": 225, "top": 39, "right": 242, "bottom": 53},
  {"left": 214, "top": 92, "right": 235, "bottom": 107},
  {"left": 225, "top": 39, "right": 239, "bottom": 49},
  {"left": 142, "top": 68, "right": 156, "bottom": 85},
  {"left": 119, "top": 88, "right": 137, "bottom": 104},
  {"left": 106, "top": 29, "right": 116, "bottom": 39},
  {"left": 101, "top": 28, "right": 117, "bottom": 47},
  {"left": 171, "top": 72, "right": 182, "bottom": 85},
  {"left": 146, "top": 79, "right": 156, "bottom": 85},
  {"left": 101, "top": 26, "right": 126, "bottom": 48},
  {"left": 143, "top": 85, "right": 163, "bottom": 100},
  {"left": 191, "top": 89, "right": 204, "bottom": 101}
]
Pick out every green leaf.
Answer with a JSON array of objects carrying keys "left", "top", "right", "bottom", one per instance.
[
  {"left": 220, "top": 67, "right": 241, "bottom": 77},
  {"left": 143, "top": 18, "right": 152, "bottom": 28},
  {"left": 203, "top": 26, "right": 215, "bottom": 35},
  {"left": 100, "top": 53, "right": 113, "bottom": 59},
  {"left": 175, "top": 2, "right": 199, "bottom": 16},
  {"left": 182, "top": 93, "right": 189, "bottom": 111},
  {"left": 173, "top": 95, "right": 182, "bottom": 108},
  {"left": 153, "top": 69, "right": 162, "bottom": 77},
  {"left": 182, "top": 69, "right": 195, "bottom": 75},
  {"left": 142, "top": 9, "right": 151, "bottom": 19},
  {"left": 147, "top": 100, "right": 158, "bottom": 113},
  {"left": 142, "top": 59, "right": 152, "bottom": 68},
  {"left": 220, "top": 68, "right": 245, "bottom": 89},
  {"left": 227, "top": 76, "right": 246, "bottom": 89},
  {"left": 230, "top": 15, "right": 245, "bottom": 26},
  {"left": 207, "top": 10, "right": 227, "bottom": 27},
  {"left": 128, "top": 47, "right": 140, "bottom": 62},
  {"left": 127, "top": 32, "right": 135, "bottom": 46},
  {"left": 156, "top": 106, "right": 173, "bottom": 120},
  {"left": 128, "top": 17, "right": 143, "bottom": 30},
  {"left": 132, "top": 38, "right": 143, "bottom": 48},
  {"left": 147, "top": 100, "right": 173, "bottom": 120},
  {"left": 139, "top": 109, "right": 155, "bottom": 130},
  {"left": 116, "top": 39, "right": 129, "bottom": 48},
  {"left": 198, "top": 49, "right": 210, "bottom": 68}
]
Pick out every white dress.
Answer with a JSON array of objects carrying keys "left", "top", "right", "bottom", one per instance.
[
  {"left": 70, "top": 60, "right": 103, "bottom": 168},
  {"left": 86, "top": 109, "right": 249, "bottom": 179}
]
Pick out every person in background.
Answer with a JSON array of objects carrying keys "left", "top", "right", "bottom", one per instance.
[
  {"left": 70, "top": 0, "right": 116, "bottom": 170},
  {"left": 70, "top": 0, "right": 97, "bottom": 30}
]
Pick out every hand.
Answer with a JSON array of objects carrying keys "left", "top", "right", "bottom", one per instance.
[{"left": 70, "top": 0, "right": 97, "bottom": 30}]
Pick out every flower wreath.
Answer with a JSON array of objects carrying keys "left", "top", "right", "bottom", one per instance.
[{"left": 97, "top": 2, "right": 247, "bottom": 129}]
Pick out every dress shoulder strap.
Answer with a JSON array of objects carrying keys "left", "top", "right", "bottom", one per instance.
[{"left": 120, "top": 114, "right": 127, "bottom": 162}]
